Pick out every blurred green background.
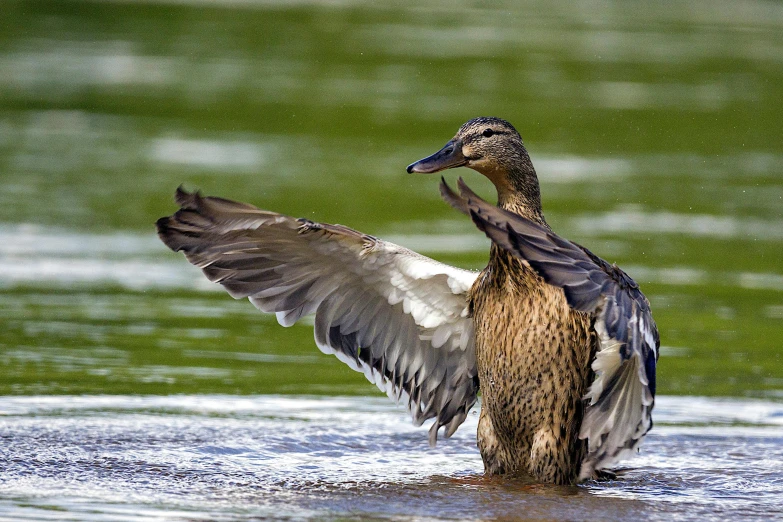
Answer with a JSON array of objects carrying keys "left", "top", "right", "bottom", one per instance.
[{"left": 1, "top": 0, "right": 781, "bottom": 398}]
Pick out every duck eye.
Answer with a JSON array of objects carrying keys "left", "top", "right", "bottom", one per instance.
[{"left": 482, "top": 128, "right": 494, "bottom": 138}]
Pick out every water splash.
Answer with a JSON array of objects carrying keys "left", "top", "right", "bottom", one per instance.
[{"left": 0, "top": 395, "right": 780, "bottom": 521}]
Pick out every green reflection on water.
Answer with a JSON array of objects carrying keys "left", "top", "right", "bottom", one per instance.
[
  {"left": 1, "top": 281, "right": 780, "bottom": 398},
  {"left": 1, "top": 289, "right": 370, "bottom": 396},
  {"left": 0, "top": 0, "right": 781, "bottom": 399}
]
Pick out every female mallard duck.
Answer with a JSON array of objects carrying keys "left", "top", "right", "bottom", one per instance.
[{"left": 157, "top": 117, "right": 659, "bottom": 485}]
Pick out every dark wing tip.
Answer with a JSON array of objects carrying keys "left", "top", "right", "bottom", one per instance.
[
  {"left": 438, "top": 176, "right": 470, "bottom": 216},
  {"left": 456, "top": 177, "right": 475, "bottom": 199},
  {"left": 155, "top": 215, "right": 171, "bottom": 236},
  {"left": 174, "top": 185, "right": 202, "bottom": 208},
  {"left": 157, "top": 186, "right": 203, "bottom": 252},
  {"left": 155, "top": 213, "right": 187, "bottom": 253}
]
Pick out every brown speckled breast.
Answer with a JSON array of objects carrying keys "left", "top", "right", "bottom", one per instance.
[{"left": 471, "top": 245, "right": 597, "bottom": 485}]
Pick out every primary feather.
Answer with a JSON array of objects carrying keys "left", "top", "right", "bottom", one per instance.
[
  {"left": 440, "top": 177, "right": 659, "bottom": 478},
  {"left": 157, "top": 188, "right": 479, "bottom": 444}
]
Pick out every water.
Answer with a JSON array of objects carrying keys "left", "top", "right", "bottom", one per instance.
[
  {"left": 1, "top": 395, "right": 781, "bottom": 521},
  {"left": 2, "top": 0, "right": 783, "bottom": 519}
]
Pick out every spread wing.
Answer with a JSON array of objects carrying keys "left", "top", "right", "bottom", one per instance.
[
  {"left": 441, "top": 178, "right": 659, "bottom": 477},
  {"left": 157, "top": 188, "right": 479, "bottom": 444}
]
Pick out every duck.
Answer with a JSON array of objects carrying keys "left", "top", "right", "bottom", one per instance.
[{"left": 156, "top": 117, "right": 659, "bottom": 485}]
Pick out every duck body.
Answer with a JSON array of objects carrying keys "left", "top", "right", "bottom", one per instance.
[
  {"left": 473, "top": 246, "right": 595, "bottom": 483},
  {"left": 158, "top": 116, "right": 659, "bottom": 486}
]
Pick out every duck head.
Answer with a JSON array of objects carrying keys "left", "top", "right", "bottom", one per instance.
[{"left": 407, "top": 117, "right": 543, "bottom": 221}]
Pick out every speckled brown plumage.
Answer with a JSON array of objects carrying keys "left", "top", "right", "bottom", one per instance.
[{"left": 472, "top": 245, "right": 596, "bottom": 484}]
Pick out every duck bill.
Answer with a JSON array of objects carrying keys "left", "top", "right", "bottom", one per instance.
[{"left": 406, "top": 140, "right": 467, "bottom": 174}]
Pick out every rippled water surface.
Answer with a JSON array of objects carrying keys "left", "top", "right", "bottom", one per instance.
[
  {"left": 1, "top": 395, "right": 782, "bottom": 521},
  {"left": 1, "top": 0, "right": 783, "bottom": 519}
]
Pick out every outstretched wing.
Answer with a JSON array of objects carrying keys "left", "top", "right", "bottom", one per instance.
[
  {"left": 441, "top": 178, "right": 659, "bottom": 477},
  {"left": 157, "top": 188, "right": 479, "bottom": 444}
]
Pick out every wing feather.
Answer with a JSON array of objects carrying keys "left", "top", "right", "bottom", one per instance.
[
  {"left": 158, "top": 187, "right": 479, "bottom": 443},
  {"left": 440, "top": 177, "right": 659, "bottom": 477}
]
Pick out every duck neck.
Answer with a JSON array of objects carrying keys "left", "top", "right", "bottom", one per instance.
[{"left": 495, "top": 164, "right": 546, "bottom": 226}]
